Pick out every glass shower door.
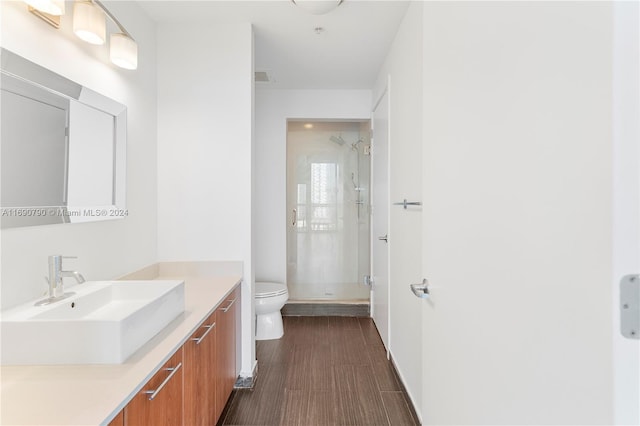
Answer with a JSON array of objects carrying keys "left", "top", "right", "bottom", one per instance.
[{"left": 286, "top": 121, "right": 370, "bottom": 301}]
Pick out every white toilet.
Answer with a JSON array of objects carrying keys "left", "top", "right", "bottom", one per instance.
[{"left": 254, "top": 281, "right": 288, "bottom": 340}]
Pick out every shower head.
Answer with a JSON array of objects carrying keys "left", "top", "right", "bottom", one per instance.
[
  {"left": 329, "top": 135, "right": 346, "bottom": 146},
  {"left": 351, "top": 138, "right": 364, "bottom": 151}
]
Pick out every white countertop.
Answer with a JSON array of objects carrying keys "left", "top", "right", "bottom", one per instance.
[{"left": 0, "top": 272, "right": 242, "bottom": 426}]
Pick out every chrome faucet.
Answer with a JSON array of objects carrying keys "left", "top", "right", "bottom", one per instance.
[{"left": 35, "top": 255, "right": 86, "bottom": 306}]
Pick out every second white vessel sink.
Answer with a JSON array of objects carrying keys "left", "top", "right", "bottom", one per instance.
[{"left": 1, "top": 280, "right": 185, "bottom": 365}]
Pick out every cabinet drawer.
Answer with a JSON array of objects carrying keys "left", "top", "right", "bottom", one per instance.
[
  {"left": 184, "top": 312, "right": 217, "bottom": 426},
  {"left": 124, "top": 349, "right": 183, "bottom": 426},
  {"left": 215, "top": 285, "right": 240, "bottom": 419}
]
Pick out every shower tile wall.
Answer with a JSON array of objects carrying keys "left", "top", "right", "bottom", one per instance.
[{"left": 286, "top": 121, "right": 371, "bottom": 301}]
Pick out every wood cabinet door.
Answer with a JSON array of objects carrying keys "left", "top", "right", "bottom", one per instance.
[
  {"left": 224, "top": 287, "right": 240, "bottom": 398},
  {"left": 214, "top": 286, "right": 240, "bottom": 421},
  {"left": 183, "top": 313, "right": 217, "bottom": 426},
  {"left": 108, "top": 410, "right": 124, "bottom": 426},
  {"left": 124, "top": 349, "right": 183, "bottom": 426}
]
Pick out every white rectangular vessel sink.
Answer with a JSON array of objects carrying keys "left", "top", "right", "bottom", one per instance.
[{"left": 1, "top": 280, "right": 185, "bottom": 365}]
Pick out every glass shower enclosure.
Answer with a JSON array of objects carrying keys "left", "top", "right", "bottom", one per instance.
[{"left": 286, "top": 120, "right": 371, "bottom": 301}]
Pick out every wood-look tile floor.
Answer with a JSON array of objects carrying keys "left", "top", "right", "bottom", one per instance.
[{"left": 220, "top": 317, "right": 419, "bottom": 426}]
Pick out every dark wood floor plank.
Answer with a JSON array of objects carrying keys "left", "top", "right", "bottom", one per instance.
[
  {"left": 334, "top": 326, "right": 367, "bottom": 346},
  {"left": 288, "top": 343, "right": 332, "bottom": 366},
  {"left": 286, "top": 345, "right": 334, "bottom": 391},
  {"left": 256, "top": 339, "right": 294, "bottom": 365},
  {"left": 280, "top": 389, "right": 337, "bottom": 426},
  {"left": 330, "top": 341, "right": 367, "bottom": 365},
  {"left": 381, "top": 392, "right": 418, "bottom": 426},
  {"left": 333, "top": 391, "right": 389, "bottom": 426},
  {"left": 333, "top": 364, "right": 380, "bottom": 395},
  {"left": 332, "top": 364, "right": 389, "bottom": 424},
  {"left": 222, "top": 387, "right": 284, "bottom": 426},
  {"left": 366, "top": 342, "right": 389, "bottom": 364},
  {"left": 372, "top": 360, "right": 402, "bottom": 391},
  {"left": 358, "top": 317, "right": 384, "bottom": 346},
  {"left": 328, "top": 316, "right": 361, "bottom": 330},
  {"left": 223, "top": 363, "right": 288, "bottom": 425},
  {"left": 283, "top": 316, "right": 330, "bottom": 346},
  {"left": 330, "top": 327, "right": 368, "bottom": 365},
  {"left": 254, "top": 362, "right": 288, "bottom": 393},
  {"left": 223, "top": 316, "right": 417, "bottom": 426}
]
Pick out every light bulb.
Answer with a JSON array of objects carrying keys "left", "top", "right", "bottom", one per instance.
[
  {"left": 73, "top": 1, "right": 106, "bottom": 45},
  {"left": 110, "top": 34, "right": 138, "bottom": 70}
]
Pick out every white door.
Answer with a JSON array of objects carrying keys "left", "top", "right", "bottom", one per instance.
[
  {"left": 612, "top": 3, "right": 640, "bottom": 423},
  {"left": 371, "top": 88, "right": 390, "bottom": 350},
  {"left": 420, "top": 2, "right": 620, "bottom": 424}
]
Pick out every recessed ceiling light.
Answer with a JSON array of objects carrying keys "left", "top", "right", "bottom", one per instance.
[{"left": 304, "top": 123, "right": 314, "bottom": 129}]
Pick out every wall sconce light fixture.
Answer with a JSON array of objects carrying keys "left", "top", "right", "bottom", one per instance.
[
  {"left": 24, "top": 0, "right": 138, "bottom": 70},
  {"left": 24, "top": 0, "right": 65, "bottom": 16},
  {"left": 24, "top": 0, "right": 64, "bottom": 27}
]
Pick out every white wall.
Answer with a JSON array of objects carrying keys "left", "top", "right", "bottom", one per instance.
[
  {"left": 372, "top": 1, "right": 423, "bottom": 419},
  {"left": 254, "top": 89, "right": 371, "bottom": 285},
  {"left": 0, "top": 0, "right": 158, "bottom": 309},
  {"left": 612, "top": 2, "right": 640, "bottom": 424},
  {"left": 156, "top": 22, "right": 254, "bottom": 376},
  {"left": 421, "top": 2, "right": 614, "bottom": 423}
]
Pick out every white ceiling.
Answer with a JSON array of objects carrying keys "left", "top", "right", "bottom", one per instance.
[{"left": 137, "top": 0, "right": 410, "bottom": 89}]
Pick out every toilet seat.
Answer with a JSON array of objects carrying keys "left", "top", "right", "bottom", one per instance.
[{"left": 255, "top": 282, "right": 288, "bottom": 299}]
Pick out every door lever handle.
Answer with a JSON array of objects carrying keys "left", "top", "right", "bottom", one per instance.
[
  {"left": 393, "top": 199, "right": 422, "bottom": 209},
  {"left": 410, "top": 279, "right": 430, "bottom": 299},
  {"left": 378, "top": 234, "right": 388, "bottom": 243}
]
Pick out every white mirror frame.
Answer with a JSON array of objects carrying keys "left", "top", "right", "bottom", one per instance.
[{"left": 1, "top": 48, "right": 126, "bottom": 228}]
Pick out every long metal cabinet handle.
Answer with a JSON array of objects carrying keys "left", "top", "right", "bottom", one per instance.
[
  {"left": 143, "top": 362, "right": 182, "bottom": 401},
  {"left": 191, "top": 323, "right": 216, "bottom": 345},
  {"left": 221, "top": 298, "right": 236, "bottom": 313},
  {"left": 292, "top": 208, "right": 297, "bottom": 227}
]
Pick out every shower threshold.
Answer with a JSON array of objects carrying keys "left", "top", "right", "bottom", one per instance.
[{"left": 282, "top": 299, "right": 370, "bottom": 317}]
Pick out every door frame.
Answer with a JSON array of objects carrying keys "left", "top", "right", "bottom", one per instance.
[{"left": 370, "top": 81, "right": 391, "bottom": 353}]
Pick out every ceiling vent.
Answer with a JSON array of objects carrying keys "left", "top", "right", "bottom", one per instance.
[{"left": 254, "top": 71, "right": 271, "bottom": 83}]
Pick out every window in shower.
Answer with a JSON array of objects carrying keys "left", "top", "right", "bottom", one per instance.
[
  {"left": 310, "top": 162, "right": 337, "bottom": 231},
  {"left": 296, "top": 163, "right": 338, "bottom": 232},
  {"left": 286, "top": 120, "right": 371, "bottom": 301}
]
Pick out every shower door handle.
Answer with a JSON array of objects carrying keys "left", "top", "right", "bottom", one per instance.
[{"left": 292, "top": 209, "right": 297, "bottom": 227}]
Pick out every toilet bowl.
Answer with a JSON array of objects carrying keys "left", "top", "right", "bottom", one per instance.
[{"left": 255, "top": 282, "right": 288, "bottom": 340}]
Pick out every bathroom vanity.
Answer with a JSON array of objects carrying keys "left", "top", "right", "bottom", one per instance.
[{"left": 0, "top": 262, "right": 242, "bottom": 426}]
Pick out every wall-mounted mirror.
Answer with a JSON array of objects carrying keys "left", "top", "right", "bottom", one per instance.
[{"left": 1, "top": 48, "right": 126, "bottom": 228}]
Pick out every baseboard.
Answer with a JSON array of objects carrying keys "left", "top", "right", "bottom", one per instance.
[
  {"left": 234, "top": 361, "right": 258, "bottom": 389},
  {"left": 282, "top": 302, "right": 370, "bottom": 317}
]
